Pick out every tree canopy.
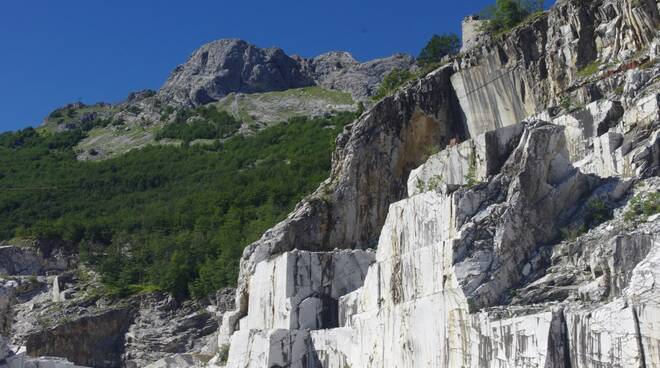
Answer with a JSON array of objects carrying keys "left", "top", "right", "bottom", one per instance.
[
  {"left": 0, "top": 112, "right": 355, "bottom": 299},
  {"left": 417, "top": 33, "right": 461, "bottom": 65},
  {"left": 479, "top": 0, "right": 544, "bottom": 34}
]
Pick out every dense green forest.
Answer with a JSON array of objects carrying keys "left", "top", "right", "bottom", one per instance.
[
  {"left": 0, "top": 112, "right": 355, "bottom": 298},
  {"left": 155, "top": 105, "right": 242, "bottom": 143}
]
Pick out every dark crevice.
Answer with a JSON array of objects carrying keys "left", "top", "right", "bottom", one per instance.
[
  {"left": 448, "top": 73, "right": 471, "bottom": 141},
  {"left": 631, "top": 304, "right": 647, "bottom": 368},
  {"left": 544, "top": 308, "right": 572, "bottom": 368}
]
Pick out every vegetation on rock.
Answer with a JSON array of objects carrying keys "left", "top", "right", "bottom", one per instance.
[
  {"left": 155, "top": 106, "right": 242, "bottom": 143},
  {"left": 372, "top": 69, "right": 416, "bottom": 101},
  {"left": 624, "top": 191, "right": 660, "bottom": 222},
  {"left": 417, "top": 34, "right": 461, "bottom": 65},
  {"left": 479, "top": 0, "right": 544, "bottom": 35},
  {"left": 577, "top": 61, "right": 602, "bottom": 78}
]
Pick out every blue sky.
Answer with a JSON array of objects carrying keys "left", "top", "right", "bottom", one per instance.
[{"left": 0, "top": 0, "right": 553, "bottom": 132}]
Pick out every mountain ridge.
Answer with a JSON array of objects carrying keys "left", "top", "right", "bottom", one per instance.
[
  {"left": 36, "top": 38, "right": 412, "bottom": 161},
  {"left": 157, "top": 38, "right": 414, "bottom": 106}
]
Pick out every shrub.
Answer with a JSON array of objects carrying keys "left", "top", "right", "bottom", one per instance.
[
  {"left": 416, "top": 179, "right": 426, "bottom": 193},
  {"left": 417, "top": 34, "right": 461, "bottom": 66},
  {"left": 427, "top": 175, "right": 443, "bottom": 191},
  {"left": 155, "top": 107, "right": 242, "bottom": 143},
  {"left": 624, "top": 192, "right": 660, "bottom": 222},
  {"left": 479, "top": 0, "right": 544, "bottom": 35},
  {"left": 423, "top": 144, "right": 440, "bottom": 159},
  {"left": 584, "top": 198, "right": 611, "bottom": 228},
  {"left": 560, "top": 225, "right": 587, "bottom": 241},
  {"left": 49, "top": 110, "right": 63, "bottom": 119},
  {"left": 372, "top": 69, "right": 416, "bottom": 101},
  {"left": 126, "top": 105, "right": 142, "bottom": 115},
  {"left": 577, "top": 61, "right": 601, "bottom": 78},
  {"left": 464, "top": 149, "right": 479, "bottom": 188},
  {"left": 218, "top": 345, "right": 230, "bottom": 364},
  {"left": 356, "top": 101, "right": 365, "bottom": 116}
]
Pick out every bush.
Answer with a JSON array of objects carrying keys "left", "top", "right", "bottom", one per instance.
[
  {"left": 577, "top": 61, "right": 601, "bottom": 78},
  {"left": 464, "top": 149, "right": 479, "bottom": 188},
  {"left": 624, "top": 192, "right": 660, "bottom": 222},
  {"left": 155, "top": 106, "right": 242, "bottom": 143},
  {"left": 479, "top": 0, "right": 544, "bottom": 35},
  {"left": 427, "top": 175, "right": 443, "bottom": 191},
  {"left": 584, "top": 198, "right": 611, "bottom": 228},
  {"left": 373, "top": 69, "right": 416, "bottom": 101},
  {"left": 417, "top": 34, "right": 461, "bottom": 65},
  {"left": 560, "top": 225, "right": 587, "bottom": 241}
]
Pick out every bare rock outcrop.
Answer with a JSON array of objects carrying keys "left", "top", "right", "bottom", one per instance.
[
  {"left": 159, "top": 39, "right": 314, "bottom": 106},
  {"left": 300, "top": 52, "right": 415, "bottom": 100},
  {"left": 158, "top": 39, "right": 414, "bottom": 106}
]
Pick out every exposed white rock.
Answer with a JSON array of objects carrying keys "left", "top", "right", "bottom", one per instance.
[
  {"left": 407, "top": 123, "right": 524, "bottom": 195},
  {"left": 244, "top": 249, "right": 374, "bottom": 331},
  {"left": 221, "top": 250, "right": 374, "bottom": 367},
  {"left": 624, "top": 93, "right": 660, "bottom": 127},
  {"left": 564, "top": 229, "right": 660, "bottom": 368},
  {"left": 590, "top": 131, "right": 626, "bottom": 177},
  {"left": 460, "top": 15, "right": 488, "bottom": 53},
  {"left": 51, "top": 277, "right": 61, "bottom": 304},
  {"left": 220, "top": 123, "right": 624, "bottom": 367},
  {"left": 451, "top": 56, "right": 537, "bottom": 136}
]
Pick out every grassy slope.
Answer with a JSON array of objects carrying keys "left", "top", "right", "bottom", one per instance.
[
  {"left": 215, "top": 86, "right": 355, "bottom": 126},
  {"left": 41, "top": 87, "right": 355, "bottom": 161}
]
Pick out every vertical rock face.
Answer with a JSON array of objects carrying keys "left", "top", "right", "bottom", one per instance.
[
  {"left": 217, "top": 66, "right": 463, "bottom": 346},
  {"left": 0, "top": 283, "right": 16, "bottom": 363},
  {"left": 25, "top": 308, "right": 134, "bottom": 368},
  {"left": 5, "top": 0, "right": 658, "bottom": 366},
  {"left": 223, "top": 250, "right": 374, "bottom": 367},
  {"left": 451, "top": 0, "right": 659, "bottom": 136},
  {"left": 213, "top": 0, "right": 660, "bottom": 367},
  {"left": 309, "top": 123, "right": 594, "bottom": 367},
  {"left": 122, "top": 293, "right": 220, "bottom": 368},
  {"left": 0, "top": 283, "right": 15, "bottom": 338},
  {"left": 407, "top": 123, "right": 524, "bottom": 195},
  {"left": 243, "top": 250, "right": 373, "bottom": 332},
  {"left": 563, "top": 228, "right": 660, "bottom": 368}
]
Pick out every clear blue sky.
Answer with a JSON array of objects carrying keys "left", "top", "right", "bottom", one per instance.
[{"left": 0, "top": 0, "right": 553, "bottom": 132}]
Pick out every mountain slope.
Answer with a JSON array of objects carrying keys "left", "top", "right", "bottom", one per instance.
[{"left": 38, "top": 39, "right": 411, "bottom": 161}]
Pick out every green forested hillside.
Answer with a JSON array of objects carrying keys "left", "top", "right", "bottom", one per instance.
[{"left": 0, "top": 112, "right": 355, "bottom": 298}]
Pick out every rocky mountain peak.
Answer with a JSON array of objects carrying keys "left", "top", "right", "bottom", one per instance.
[
  {"left": 158, "top": 38, "right": 414, "bottom": 106},
  {"left": 159, "top": 38, "right": 313, "bottom": 106}
]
